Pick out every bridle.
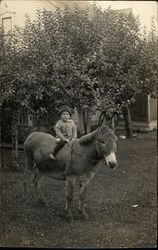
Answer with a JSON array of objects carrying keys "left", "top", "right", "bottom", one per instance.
[
  {"left": 68, "top": 139, "right": 101, "bottom": 164},
  {"left": 68, "top": 127, "right": 116, "bottom": 164},
  {"left": 68, "top": 111, "right": 118, "bottom": 164}
]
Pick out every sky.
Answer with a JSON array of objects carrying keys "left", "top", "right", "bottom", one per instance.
[{"left": 89, "top": 1, "right": 157, "bottom": 32}]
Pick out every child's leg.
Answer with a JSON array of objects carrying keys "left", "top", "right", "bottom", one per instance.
[
  {"left": 50, "top": 140, "right": 66, "bottom": 159},
  {"left": 53, "top": 139, "right": 66, "bottom": 155}
]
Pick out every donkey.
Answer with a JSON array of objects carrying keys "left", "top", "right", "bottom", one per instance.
[{"left": 23, "top": 112, "right": 118, "bottom": 221}]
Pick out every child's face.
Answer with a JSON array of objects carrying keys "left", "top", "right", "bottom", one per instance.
[{"left": 61, "top": 111, "right": 70, "bottom": 121}]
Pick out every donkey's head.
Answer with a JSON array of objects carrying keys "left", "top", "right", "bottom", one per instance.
[{"left": 96, "top": 112, "right": 118, "bottom": 169}]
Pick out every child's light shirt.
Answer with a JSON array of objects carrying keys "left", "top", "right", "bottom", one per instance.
[{"left": 55, "top": 119, "right": 77, "bottom": 141}]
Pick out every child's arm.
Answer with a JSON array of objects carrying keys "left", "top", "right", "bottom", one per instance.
[
  {"left": 55, "top": 127, "right": 66, "bottom": 141},
  {"left": 55, "top": 122, "right": 68, "bottom": 141}
]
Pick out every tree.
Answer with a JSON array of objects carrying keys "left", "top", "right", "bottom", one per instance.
[
  {"left": 86, "top": 6, "right": 158, "bottom": 137},
  {"left": 1, "top": 6, "right": 99, "bottom": 164},
  {"left": 138, "top": 22, "right": 158, "bottom": 99},
  {"left": 1, "top": 3, "right": 157, "bottom": 163},
  {"left": 1, "top": 14, "right": 60, "bottom": 166}
]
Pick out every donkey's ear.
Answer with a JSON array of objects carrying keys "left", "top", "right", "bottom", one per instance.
[
  {"left": 98, "top": 111, "right": 107, "bottom": 127},
  {"left": 110, "top": 112, "right": 119, "bottom": 129}
]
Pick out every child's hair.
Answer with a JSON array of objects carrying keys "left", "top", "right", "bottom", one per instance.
[{"left": 59, "top": 105, "right": 72, "bottom": 116}]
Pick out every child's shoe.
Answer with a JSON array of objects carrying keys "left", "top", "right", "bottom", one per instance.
[{"left": 50, "top": 153, "right": 56, "bottom": 159}]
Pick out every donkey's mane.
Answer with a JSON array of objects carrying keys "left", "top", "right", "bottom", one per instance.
[{"left": 79, "top": 129, "right": 98, "bottom": 144}]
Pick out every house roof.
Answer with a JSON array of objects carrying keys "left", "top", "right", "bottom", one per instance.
[
  {"left": 49, "top": 2, "right": 134, "bottom": 20},
  {"left": 50, "top": 0, "right": 93, "bottom": 10},
  {"left": 118, "top": 8, "right": 135, "bottom": 20}
]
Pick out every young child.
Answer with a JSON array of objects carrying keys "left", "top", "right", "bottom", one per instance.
[{"left": 50, "top": 105, "right": 77, "bottom": 159}]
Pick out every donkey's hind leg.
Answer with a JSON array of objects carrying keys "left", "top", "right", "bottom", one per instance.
[
  {"left": 23, "top": 155, "right": 35, "bottom": 200},
  {"left": 32, "top": 170, "right": 47, "bottom": 206},
  {"left": 65, "top": 176, "right": 76, "bottom": 222}
]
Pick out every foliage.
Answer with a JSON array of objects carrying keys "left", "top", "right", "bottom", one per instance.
[
  {"left": 87, "top": 7, "right": 158, "bottom": 116},
  {"left": 1, "top": 4, "right": 157, "bottom": 124},
  {"left": 137, "top": 23, "right": 158, "bottom": 98},
  {"left": 1, "top": 7, "right": 99, "bottom": 122}
]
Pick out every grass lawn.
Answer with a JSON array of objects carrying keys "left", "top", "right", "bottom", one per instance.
[{"left": 0, "top": 131, "right": 157, "bottom": 248}]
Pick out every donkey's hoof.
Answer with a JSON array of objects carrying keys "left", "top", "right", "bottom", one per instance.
[
  {"left": 22, "top": 197, "right": 28, "bottom": 205},
  {"left": 37, "top": 198, "right": 47, "bottom": 207},
  {"left": 65, "top": 210, "right": 74, "bottom": 223},
  {"left": 83, "top": 213, "right": 89, "bottom": 220},
  {"left": 66, "top": 215, "right": 74, "bottom": 223},
  {"left": 79, "top": 210, "right": 89, "bottom": 220},
  {"left": 22, "top": 195, "right": 26, "bottom": 202}
]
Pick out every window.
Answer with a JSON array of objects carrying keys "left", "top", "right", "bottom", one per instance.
[
  {"left": 2, "top": 17, "right": 12, "bottom": 34},
  {"left": 28, "top": 114, "right": 33, "bottom": 127},
  {"left": 18, "top": 113, "right": 28, "bottom": 125}
]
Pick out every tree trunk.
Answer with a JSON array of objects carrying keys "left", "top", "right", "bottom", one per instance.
[
  {"left": 0, "top": 106, "right": 1, "bottom": 169},
  {"left": 122, "top": 105, "right": 133, "bottom": 138},
  {"left": 11, "top": 111, "right": 19, "bottom": 169},
  {"left": 0, "top": 106, "right": 1, "bottom": 145},
  {"left": 84, "top": 109, "right": 92, "bottom": 134},
  {"left": 77, "top": 108, "right": 85, "bottom": 136},
  {"left": 77, "top": 107, "right": 92, "bottom": 136}
]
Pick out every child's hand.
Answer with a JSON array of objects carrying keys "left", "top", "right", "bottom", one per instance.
[{"left": 65, "top": 139, "right": 69, "bottom": 143}]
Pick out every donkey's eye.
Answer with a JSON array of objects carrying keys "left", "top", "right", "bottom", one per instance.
[{"left": 101, "top": 140, "right": 106, "bottom": 145}]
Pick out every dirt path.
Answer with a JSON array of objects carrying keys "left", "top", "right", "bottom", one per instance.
[{"left": 0, "top": 132, "right": 157, "bottom": 248}]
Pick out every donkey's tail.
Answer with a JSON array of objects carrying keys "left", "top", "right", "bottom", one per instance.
[
  {"left": 23, "top": 149, "right": 36, "bottom": 200},
  {"left": 24, "top": 149, "right": 35, "bottom": 171}
]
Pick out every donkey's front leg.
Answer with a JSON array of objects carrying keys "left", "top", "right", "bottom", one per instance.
[
  {"left": 78, "top": 172, "right": 95, "bottom": 220},
  {"left": 65, "top": 176, "right": 75, "bottom": 222}
]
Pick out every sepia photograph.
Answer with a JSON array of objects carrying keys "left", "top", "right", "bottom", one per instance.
[{"left": 0, "top": 0, "right": 157, "bottom": 248}]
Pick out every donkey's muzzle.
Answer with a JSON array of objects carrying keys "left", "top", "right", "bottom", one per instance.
[
  {"left": 108, "top": 161, "right": 118, "bottom": 169},
  {"left": 105, "top": 152, "right": 118, "bottom": 169}
]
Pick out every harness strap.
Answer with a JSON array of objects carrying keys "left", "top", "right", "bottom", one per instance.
[
  {"left": 68, "top": 140, "right": 102, "bottom": 163},
  {"left": 70, "top": 140, "right": 75, "bottom": 165}
]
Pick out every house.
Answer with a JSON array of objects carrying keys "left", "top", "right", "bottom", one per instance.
[
  {"left": 0, "top": 0, "right": 157, "bottom": 142},
  {"left": 130, "top": 94, "right": 157, "bottom": 132},
  {"left": 0, "top": 0, "right": 92, "bottom": 33}
]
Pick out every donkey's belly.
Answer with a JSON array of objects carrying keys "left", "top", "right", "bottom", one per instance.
[
  {"left": 35, "top": 142, "right": 71, "bottom": 173},
  {"left": 37, "top": 158, "right": 66, "bottom": 173},
  {"left": 44, "top": 171, "right": 66, "bottom": 181}
]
